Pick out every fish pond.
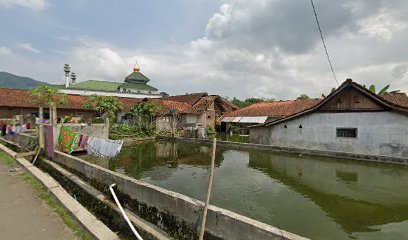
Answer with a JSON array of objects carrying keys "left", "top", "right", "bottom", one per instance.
[{"left": 79, "top": 140, "right": 408, "bottom": 240}]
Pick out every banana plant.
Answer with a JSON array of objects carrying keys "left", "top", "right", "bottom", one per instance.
[{"left": 364, "top": 84, "right": 400, "bottom": 96}]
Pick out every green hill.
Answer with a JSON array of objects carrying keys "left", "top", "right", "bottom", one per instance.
[{"left": 0, "top": 71, "right": 52, "bottom": 89}]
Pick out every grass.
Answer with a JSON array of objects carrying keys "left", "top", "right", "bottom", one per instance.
[
  {"left": 0, "top": 151, "right": 93, "bottom": 240},
  {"left": 0, "top": 151, "right": 16, "bottom": 167}
]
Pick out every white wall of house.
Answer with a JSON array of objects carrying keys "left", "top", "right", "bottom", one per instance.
[
  {"left": 250, "top": 111, "right": 408, "bottom": 157},
  {"left": 61, "top": 89, "right": 161, "bottom": 98},
  {"left": 156, "top": 114, "right": 201, "bottom": 131},
  {"left": 118, "top": 87, "right": 157, "bottom": 95},
  {"left": 183, "top": 114, "right": 199, "bottom": 124}
]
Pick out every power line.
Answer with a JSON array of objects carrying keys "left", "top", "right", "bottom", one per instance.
[{"left": 310, "top": 0, "right": 339, "bottom": 86}]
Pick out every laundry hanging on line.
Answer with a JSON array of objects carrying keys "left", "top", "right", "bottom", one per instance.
[
  {"left": 58, "top": 126, "right": 78, "bottom": 154},
  {"left": 87, "top": 137, "right": 123, "bottom": 159},
  {"left": 78, "top": 134, "right": 89, "bottom": 149}
]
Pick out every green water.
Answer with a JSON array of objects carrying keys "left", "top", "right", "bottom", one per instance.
[
  {"left": 80, "top": 141, "right": 408, "bottom": 240},
  {"left": 213, "top": 133, "right": 250, "bottom": 143}
]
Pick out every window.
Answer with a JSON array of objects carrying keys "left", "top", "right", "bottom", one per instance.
[{"left": 336, "top": 128, "right": 357, "bottom": 138}]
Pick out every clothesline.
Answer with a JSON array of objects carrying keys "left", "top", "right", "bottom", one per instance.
[{"left": 58, "top": 126, "right": 123, "bottom": 159}]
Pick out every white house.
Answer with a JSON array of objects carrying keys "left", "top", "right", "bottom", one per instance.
[{"left": 250, "top": 79, "right": 408, "bottom": 158}]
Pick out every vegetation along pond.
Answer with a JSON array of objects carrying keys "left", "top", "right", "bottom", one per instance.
[{"left": 79, "top": 140, "right": 408, "bottom": 240}]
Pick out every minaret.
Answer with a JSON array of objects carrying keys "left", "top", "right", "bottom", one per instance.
[
  {"left": 64, "top": 64, "right": 71, "bottom": 88},
  {"left": 70, "top": 72, "right": 77, "bottom": 84}
]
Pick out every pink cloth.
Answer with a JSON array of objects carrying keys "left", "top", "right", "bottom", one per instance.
[{"left": 79, "top": 134, "right": 89, "bottom": 149}]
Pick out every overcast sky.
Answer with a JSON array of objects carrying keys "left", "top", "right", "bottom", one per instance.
[{"left": 0, "top": 0, "right": 407, "bottom": 100}]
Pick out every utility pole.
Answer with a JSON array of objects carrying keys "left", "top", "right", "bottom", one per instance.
[{"left": 170, "top": 109, "right": 176, "bottom": 139}]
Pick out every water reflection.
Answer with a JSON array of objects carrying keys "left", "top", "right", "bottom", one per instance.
[
  {"left": 80, "top": 141, "right": 408, "bottom": 240},
  {"left": 248, "top": 152, "right": 408, "bottom": 236}
]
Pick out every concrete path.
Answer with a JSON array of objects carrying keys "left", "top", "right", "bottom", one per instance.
[{"left": 0, "top": 160, "right": 76, "bottom": 240}]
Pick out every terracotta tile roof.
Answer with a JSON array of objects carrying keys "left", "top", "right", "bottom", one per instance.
[
  {"left": 380, "top": 93, "right": 408, "bottom": 108},
  {"left": 221, "top": 99, "right": 239, "bottom": 110},
  {"left": 163, "top": 93, "right": 237, "bottom": 115},
  {"left": 0, "top": 88, "right": 199, "bottom": 116},
  {"left": 193, "top": 96, "right": 217, "bottom": 110},
  {"left": 0, "top": 88, "right": 91, "bottom": 110},
  {"left": 150, "top": 99, "right": 199, "bottom": 115},
  {"left": 223, "top": 99, "right": 322, "bottom": 118},
  {"left": 120, "top": 98, "right": 144, "bottom": 112},
  {"left": 163, "top": 93, "right": 207, "bottom": 105},
  {"left": 0, "top": 87, "right": 145, "bottom": 112}
]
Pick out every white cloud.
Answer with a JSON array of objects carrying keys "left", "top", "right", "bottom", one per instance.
[
  {"left": 358, "top": 10, "right": 407, "bottom": 43},
  {"left": 0, "top": 46, "right": 12, "bottom": 55},
  {"left": 17, "top": 43, "right": 41, "bottom": 53},
  {"left": 2, "top": 0, "right": 408, "bottom": 99},
  {"left": 0, "top": 0, "right": 48, "bottom": 11}
]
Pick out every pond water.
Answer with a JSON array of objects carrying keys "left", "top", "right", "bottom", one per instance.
[
  {"left": 79, "top": 140, "right": 408, "bottom": 240},
  {"left": 213, "top": 133, "right": 249, "bottom": 143}
]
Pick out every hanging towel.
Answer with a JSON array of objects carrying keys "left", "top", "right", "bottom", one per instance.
[
  {"left": 79, "top": 134, "right": 89, "bottom": 149},
  {"left": 58, "top": 126, "right": 78, "bottom": 154},
  {"left": 87, "top": 137, "right": 123, "bottom": 159}
]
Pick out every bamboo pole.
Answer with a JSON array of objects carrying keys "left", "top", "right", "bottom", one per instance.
[{"left": 198, "top": 138, "right": 217, "bottom": 240}]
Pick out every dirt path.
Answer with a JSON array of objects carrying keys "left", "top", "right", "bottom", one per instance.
[{"left": 0, "top": 160, "right": 76, "bottom": 240}]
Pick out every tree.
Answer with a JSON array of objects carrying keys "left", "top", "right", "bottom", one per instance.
[
  {"left": 231, "top": 97, "right": 274, "bottom": 108},
  {"left": 296, "top": 94, "right": 310, "bottom": 100},
  {"left": 83, "top": 95, "right": 123, "bottom": 121},
  {"left": 130, "top": 101, "right": 161, "bottom": 124},
  {"left": 245, "top": 98, "right": 265, "bottom": 104},
  {"left": 29, "top": 85, "right": 67, "bottom": 149},
  {"left": 160, "top": 92, "right": 169, "bottom": 97},
  {"left": 366, "top": 84, "right": 400, "bottom": 96},
  {"left": 29, "top": 85, "right": 67, "bottom": 107},
  {"left": 322, "top": 87, "right": 336, "bottom": 98},
  {"left": 231, "top": 98, "right": 251, "bottom": 108}
]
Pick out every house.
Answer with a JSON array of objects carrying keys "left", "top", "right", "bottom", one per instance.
[
  {"left": 118, "top": 98, "right": 201, "bottom": 131},
  {"left": 250, "top": 79, "right": 408, "bottom": 158},
  {"left": 0, "top": 88, "right": 98, "bottom": 121},
  {"left": 163, "top": 93, "right": 238, "bottom": 128},
  {"left": 60, "top": 64, "right": 162, "bottom": 99},
  {"left": 221, "top": 99, "right": 321, "bottom": 134}
]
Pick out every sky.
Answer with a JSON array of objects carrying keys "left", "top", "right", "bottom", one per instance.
[{"left": 0, "top": 0, "right": 407, "bottom": 100}]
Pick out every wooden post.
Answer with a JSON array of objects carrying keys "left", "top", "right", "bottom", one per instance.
[
  {"left": 171, "top": 112, "right": 175, "bottom": 139},
  {"left": 198, "top": 138, "right": 217, "bottom": 240},
  {"left": 52, "top": 106, "right": 57, "bottom": 126},
  {"left": 39, "top": 107, "right": 44, "bottom": 148}
]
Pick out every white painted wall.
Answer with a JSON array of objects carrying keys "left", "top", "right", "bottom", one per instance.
[
  {"left": 118, "top": 87, "right": 157, "bottom": 95},
  {"left": 250, "top": 111, "right": 408, "bottom": 157},
  {"left": 60, "top": 89, "right": 161, "bottom": 99},
  {"left": 184, "top": 114, "right": 198, "bottom": 124}
]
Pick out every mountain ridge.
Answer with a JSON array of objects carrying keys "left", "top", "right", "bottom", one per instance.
[{"left": 0, "top": 71, "right": 52, "bottom": 89}]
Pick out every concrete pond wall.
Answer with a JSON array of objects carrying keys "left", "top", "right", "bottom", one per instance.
[
  {"left": 177, "top": 137, "right": 408, "bottom": 165},
  {"left": 52, "top": 150, "right": 307, "bottom": 240},
  {"left": 3, "top": 132, "right": 37, "bottom": 150}
]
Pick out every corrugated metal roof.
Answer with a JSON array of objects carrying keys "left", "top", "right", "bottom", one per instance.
[
  {"left": 221, "top": 117, "right": 234, "bottom": 122},
  {"left": 232, "top": 117, "right": 242, "bottom": 123},
  {"left": 239, "top": 116, "right": 268, "bottom": 123},
  {"left": 222, "top": 116, "right": 268, "bottom": 123}
]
